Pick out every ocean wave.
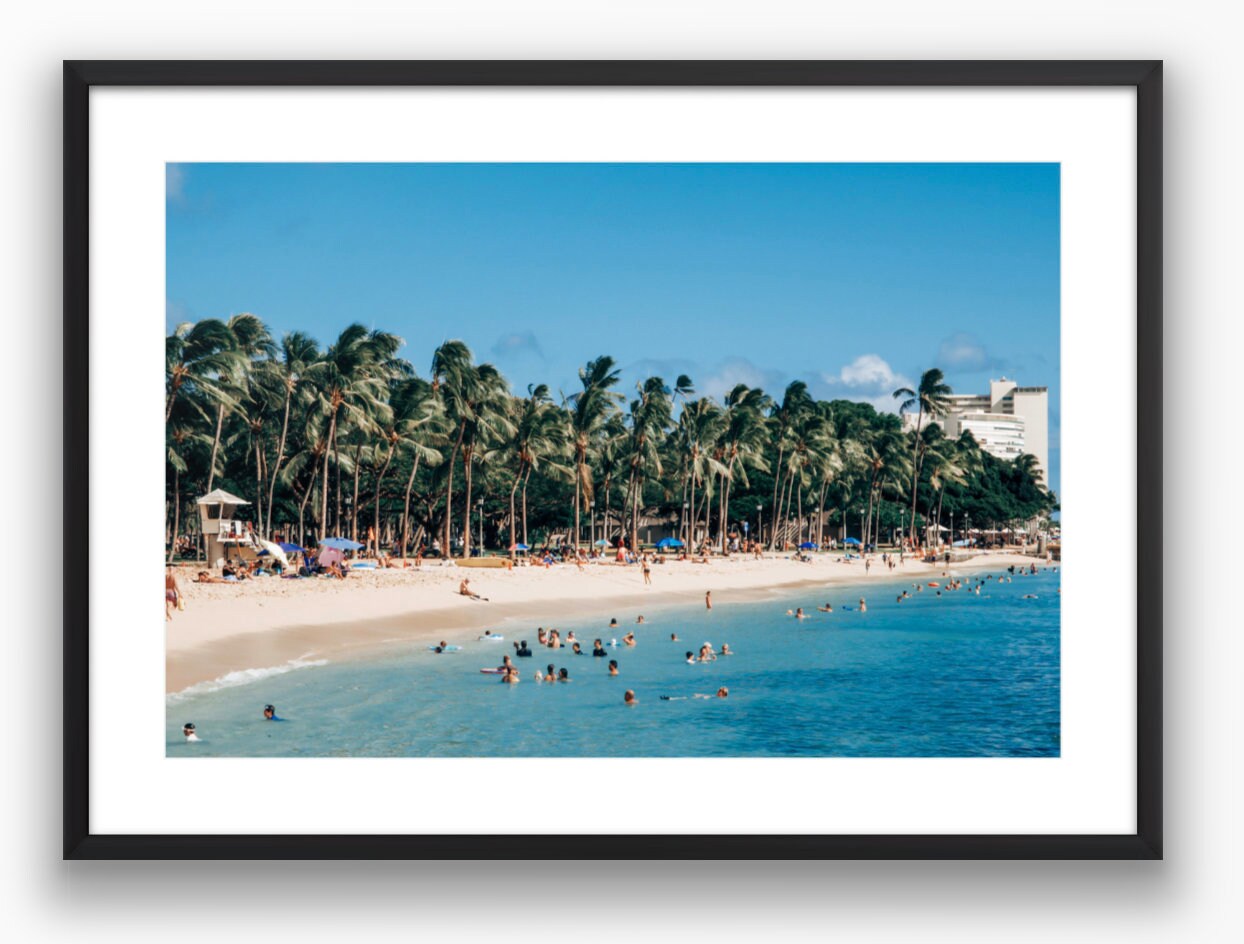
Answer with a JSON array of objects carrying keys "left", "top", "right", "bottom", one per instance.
[{"left": 167, "top": 655, "right": 329, "bottom": 702}]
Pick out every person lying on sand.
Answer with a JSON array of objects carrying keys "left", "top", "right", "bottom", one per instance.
[{"left": 193, "top": 571, "right": 233, "bottom": 584}]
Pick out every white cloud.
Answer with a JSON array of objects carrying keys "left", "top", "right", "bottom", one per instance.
[
  {"left": 696, "top": 356, "right": 787, "bottom": 402},
  {"left": 836, "top": 353, "right": 905, "bottom": 389},
  {"left": 937, "top": 331, "right": 1005, "bottom": 371},
  {"left": 819, "top": 354, "right": 914, "bottom": 413}
]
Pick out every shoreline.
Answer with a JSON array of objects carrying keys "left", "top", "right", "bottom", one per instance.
[{"left": 166, "top": 551, "right": 1044, "bottom": 694}]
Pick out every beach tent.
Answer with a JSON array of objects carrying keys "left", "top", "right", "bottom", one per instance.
[
  {"left": 799, "top": 541, "right": 818, "bottom": 550},
  {"left": 952, "top": 539, "right": 972, "bottom": 547},
  {"left": 319, "top": 536, "right": 364, "bottom": 551},
  {"left": 655, "top": 537, "right": 685, "bottom": 549},
  {"left": 843, "top": 537, "right": 861, "bottom": 546}
]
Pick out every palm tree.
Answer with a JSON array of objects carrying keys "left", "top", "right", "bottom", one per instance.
[
  {"left": 380, "top": 377, "right": 443, "bottom": 559},
  {"left": 430, "top": 340, "right": 474, "bottom": 555},
  {"left": 893, "top": 368, "right": 954, "bottom": 544},
  {"left": 263, "top": 331, "right": 319, "bottom": 535},
  {"left": 621, "top": 376, "right": 675, "bottom": 552},
  {"left": 457, "top": 362, "right": 513, "bottom": 557},
  {"left": 676, "top": 397, "right": 727, "bottom": 551},
  {"left": 768, "top": 381, "right": 812, "bottom": 549},
  {"left": 165, "top": 319, "right": 238, "bottom": 423},
  {"left": 306, "top": 325, "right": 401, "bottom": 539},
  {"left": 566, "top": 356, "right": 623, "bottom": 550},
  {"left": 717, "top": 384, "right": 772, "bottom": 551},
  {"left": 493, "top": 384, "right": 570, "bottom": 553}
]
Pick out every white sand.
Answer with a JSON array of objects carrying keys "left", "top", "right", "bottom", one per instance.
[{"left": 165, "top": 551, "right": 1043, "bottom": 693}]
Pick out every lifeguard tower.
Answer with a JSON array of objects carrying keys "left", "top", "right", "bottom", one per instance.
[{"left": 196, "top": 488, "right": 259, "bottom": 566}]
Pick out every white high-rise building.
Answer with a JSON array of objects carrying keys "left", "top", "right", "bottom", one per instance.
[{"left": 903, "top": 378, "right": 1049, "bottom": 484}]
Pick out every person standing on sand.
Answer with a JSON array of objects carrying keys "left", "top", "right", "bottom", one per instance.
[
  {"left": 165, "top": 566, "right": 182, "bottom": 621},
  {"left": 643, "top": 556, "right": 652, "bottom": 585},
  {"left": 705, "top": 591, "right": 712, "bottom": 610}
]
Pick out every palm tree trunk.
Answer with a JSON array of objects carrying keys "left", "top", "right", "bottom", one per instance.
[
  {"left": 573, "top": 456, "right": 582, "bottom": 551},
  {"left": 907, "top": 405, "right": 924, "bottom": 544},
  {"left": 461, "top": 446, "right": 474, "bottom": 557},
  {"left": 266, "top": 389, "right": 292, "bottom": 535},
  {"left": 168, "top": 466, "right": 180, "bottom": 563},
  {"left": 333, "top": 425, "right": 343, "bottom": 538},
  {"left": 319, "top": 413, "right": 337, "bottom": 538},
  {"left": 521, "top": 466, "right": 532, "bottom": 546},
  {"left": 400, "top": 453, "right": 422, "bottom": 561},
  {"left": 443, "top": 421, "right": 466, "bottom": 557},
  {"left": 373, "top": 442, "right": 396, "bottom": 552},
  {"left": 768, "top": 444, "right": 785, "bottom": 550},
  {"left": 253, "top": 436, "right": 265, "bottom": 539},
  {"left": 350, "top": 444, "right": 363, "bottom": 542},
  {"left": 508, "top": 463, "right": 521, "bottom": 556}
]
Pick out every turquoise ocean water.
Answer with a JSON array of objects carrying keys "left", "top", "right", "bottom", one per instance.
[{"left": 167, "top": 568, "right": 1060, "bottom": 758}]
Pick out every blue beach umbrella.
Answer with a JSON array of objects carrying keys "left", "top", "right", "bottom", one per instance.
[
  {"left": 655, "top": 537, "right": 685, "bottom": 549},
  {"left": 843, "top": 537, "right": 861, "bottom": 546},
  {"left": 510, "top": 543, "right": 530, "bottom": 552},
  {"left": 319, "top": 536, "right": 364, "bottom": 551},
  {"left": 799, "top": 541, "right": 818, "bottom": 550},
  {"left": 594, "top": 539, "right": 609, "bottom": 547}
]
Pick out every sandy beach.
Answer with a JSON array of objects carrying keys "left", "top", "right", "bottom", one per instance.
[{"left": 166, "top": 551, "right": 1043, "bottom": 693}]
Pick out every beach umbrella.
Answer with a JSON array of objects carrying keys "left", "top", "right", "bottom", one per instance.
[
  {"left": 594, "top": 539, "right": 609, "bottom": 547},
  {"left": 510, "top": 543, "right": 530, "bottom": 552},
  {"left": 258, "top": 539, "right": 289, "bottom": 570},
  {"left": 843, "top": 537, "right": 861, "bottom": 546},
  {"left": 799, "top": 541, "right": 818, "bottom": 550},
  {"left": 317, "top": 546, "right": 344, "bottom": 567},
  {"left": 320, "top": 536, "right": 364, "bottom": 551},
  {"left": 655, "top": 537, "right": 685, "bottom": 549}
]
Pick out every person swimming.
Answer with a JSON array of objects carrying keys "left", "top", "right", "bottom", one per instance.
[
  {"left": 545, "top": 663, "right": 556, "bottom": 682},
  {"left": 572, "top": 642, "right": 583, "bottom": 654},
  {"left": 182, "top": 723, "right": 199, "bottom": 742},
  {"left": 670, "top": 632, "right": 679, "bottom": 642},
  {"left": 685, "top": 651, "right": 697, "bottom": 665},
  {"left": 502, "top": 666, "right": 520, "bottom": 684},
  {"left": 592, "top": 638, "right": 607, "bottom": 657},
  {"left": 262, "top": 704, "right": 283, "bottom": 721},
  {"left": 558, "top": 668, "right": 570, "bottom": 682},
  {"left": 817, "top": 603, "right": 833, "bottom": 612},
  {"left": 858, "top": 598, "right": 867, "bottom": 613},
  {"left": 608, "top": 659, "right": 619, "bottom": 676},
  {"left": 516, "top": 640, "right": 533, "bottom": 657},
  {"left": 636, "top": 615, "right": 646, "bottom": 624},
  {"left": 624, "top": 689, "right": 637, "bottom": 705},
  {"left": 622, "top": 632, "right": 636, "bottom": 647},
  {"left": 720, "top": 643, "right": 732, "bottom": 656},
  {"left": 793, "top": 607, "right": 806, "bottom": 619}
]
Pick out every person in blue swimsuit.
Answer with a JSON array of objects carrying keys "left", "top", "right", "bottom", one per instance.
[{"left": 263, "top": 704, "right": 284, "bottom": 721}]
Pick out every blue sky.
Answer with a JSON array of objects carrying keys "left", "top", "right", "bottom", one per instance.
[{"left": 167, "top": 162, "right": 1060, "bottom": 495}]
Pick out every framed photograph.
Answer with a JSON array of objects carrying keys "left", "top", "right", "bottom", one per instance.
[{"left": 65, "top": 60, "right": 1161, "bottom": 859}]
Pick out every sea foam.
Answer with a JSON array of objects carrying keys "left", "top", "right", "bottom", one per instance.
[{"left": 167, "top": 655, "right": 329, "bottom": 703}]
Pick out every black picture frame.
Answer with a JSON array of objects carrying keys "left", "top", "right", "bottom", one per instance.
[{"left": 64, "top": 59, "right": 1162, "bottom": 860}]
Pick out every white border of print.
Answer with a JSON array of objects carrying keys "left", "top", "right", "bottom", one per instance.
[{"left": 90, "top": 87, "right": 1134, "bottom": 836}]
